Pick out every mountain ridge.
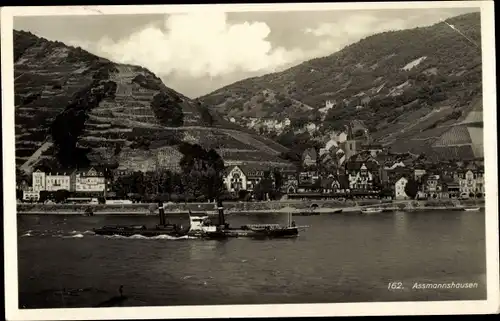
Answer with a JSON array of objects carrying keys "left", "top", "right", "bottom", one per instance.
[{"left": 199, "top": 12, "right": 483, "bottom": 161}]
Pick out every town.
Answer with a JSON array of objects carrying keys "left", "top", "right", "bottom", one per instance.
[{"left": 17, "top": 130, "right": 485, "bottom": 205}]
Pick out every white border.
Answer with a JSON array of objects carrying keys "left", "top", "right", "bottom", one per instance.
[{"left": 2, "top": 2, "right": 499, "bottom": 319}]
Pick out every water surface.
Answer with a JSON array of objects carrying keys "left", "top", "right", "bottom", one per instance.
[{"left": 17, "top": 210, "right": 486, "bottom": 308}]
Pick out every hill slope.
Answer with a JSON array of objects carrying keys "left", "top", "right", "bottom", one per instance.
[
  {"left": 200, "top": 12, "right": 483, "bottom": 161},
  {"left": 13, "top": 30, "right": 291, "bottom": 174}
]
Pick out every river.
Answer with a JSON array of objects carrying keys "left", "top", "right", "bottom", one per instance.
[{"left": 17, "top": 210, "right": 486, "bottom": 308}]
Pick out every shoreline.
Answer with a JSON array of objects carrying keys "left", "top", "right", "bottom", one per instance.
[{"left": 17, "top": 201, "right": 485, "bottom": 216}]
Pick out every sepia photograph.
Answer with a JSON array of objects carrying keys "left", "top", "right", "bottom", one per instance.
[{"left": 2, "top": 1, "right": 499, "bottom": 320}]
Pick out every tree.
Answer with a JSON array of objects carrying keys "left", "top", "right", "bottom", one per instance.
[
  {"left": 273, "top": 169, "right": 283, "bottom": 192},
  {"left": 54, "top": 189, "right": 70, "bottom": 203},
  {"left": 51, "top": 78, "right": 116, "bottom": 168},
  {"left": 238, "top": 190, "right": 250, "bottom": 201},
  {"left": 151, "top": 92, "right": 184, "bottom": 127},
  {"left": 253, "top": 171, "right": 274, "bottom": 201},
  {"left": 200, "top": 106, "right": 214, "bottom": 127},
  {"left": 39, "top": 191, "right": 51, "bottom": 203},
  {"left": 178, "top": 143, "right": 225, "bottom": 202},
  {"left": 113, "top": 171, "right": 145, "bottom": 198},
  {"left": 404, "top": 178, "right": 419, "bottom": 199},
  {"left": 16, "top": 167, "right": 30, "bottom": 187},
  {"left": 379, "top": 187, "right": 393, "bottom": 199}
]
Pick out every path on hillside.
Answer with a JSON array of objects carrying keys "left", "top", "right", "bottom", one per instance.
[
  {"left": 20, "top": 141, "right": 53, "bottom": 173},
  {"left": 155, "top": 125, "right": 284, "bottom": 155}
]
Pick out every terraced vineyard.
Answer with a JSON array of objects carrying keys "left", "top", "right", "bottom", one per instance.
[
  {"left": 14, "top": 31, "right": 104, "bottom": 166},
  {"left": 14, "top": 30, "right": 292, "bottom": 173}
]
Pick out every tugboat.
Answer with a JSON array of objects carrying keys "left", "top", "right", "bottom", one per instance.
[
  {"left": 187, "top": 201, "right": 304, "bottom": 239},
  {"left": 93, "top": 202, "right": 188, "bottom": 237}
]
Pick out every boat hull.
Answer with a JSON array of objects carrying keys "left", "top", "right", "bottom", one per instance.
[
  {"left": 189, "top": 227, "right": 299, "bottom": 239},
  {"left": 93, "top": 227, "right": 188, "bottom": 238}
]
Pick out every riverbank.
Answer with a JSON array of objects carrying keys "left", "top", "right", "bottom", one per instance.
[{"left": 16, "top": 199, "right": 485, "bottom": 215}]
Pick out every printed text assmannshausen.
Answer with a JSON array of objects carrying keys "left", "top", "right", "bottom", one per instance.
[{"left": 412, "top": 282, "right": 479, "bottom": 289}]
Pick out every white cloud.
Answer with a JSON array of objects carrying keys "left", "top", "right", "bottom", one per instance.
[
  {"left": 74, "top": 12, "right": 308, "bottom": 78},
  {"left": 303, "top": 14, "right": 409, "bottom": 52},
  {"left": 302, "top": 12, "right": 465, "bottom": 56}
]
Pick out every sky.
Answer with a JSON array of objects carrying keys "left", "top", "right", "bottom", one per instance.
[{"left": 14, "top": 7, "right": 479, "bottom": 98}]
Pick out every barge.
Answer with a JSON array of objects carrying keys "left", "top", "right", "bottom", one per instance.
[
  {"left": 93, "top": 203, "right": 188, "bottom": 237},
  {"left": 187, "top": 201, "right": 304, "bottom": 239}
]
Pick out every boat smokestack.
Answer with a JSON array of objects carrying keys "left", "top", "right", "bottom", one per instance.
[
  {"left": 158, "top": 201, "right": 165, "bottom": 226},
  {"left": 217, "top": 199, "right": 225, "bottom": 226}
]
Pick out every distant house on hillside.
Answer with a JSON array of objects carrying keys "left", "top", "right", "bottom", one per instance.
[{"left": 302, "top": 148, "right": 317, "bottom": 168}]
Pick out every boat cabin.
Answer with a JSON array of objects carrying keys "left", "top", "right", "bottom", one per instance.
[{"left": 188, "top": 215, "right": 218, "bottom": 233}]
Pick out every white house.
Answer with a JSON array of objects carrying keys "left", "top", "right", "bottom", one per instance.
[
  {"left": 32, "top": 169, "right": 47, "bottom": 192},
  {"left": 302, "top": 148, "right": 318, "bottom": 168},
  {"left": 385, "top": 161, "right": 406, "bottom": 170},
  {"left": 23, "top": 187, "right": 40, "bottom": 202},
  {"left": 335, "top": 131, "right": 348, "bottom": 143},
  {"left": 394, "top": 176, "right": 409, "bottom": 200},
  {"left": 74, "top": 168, "right": 106, "bottom": 192},
  {"left": 223, "top": 165, "right": 275, "bottom": 192},
  {"left": 348, "top": 163, "right": 374, "bottom": 190},
  {"left": 319, "top": 100, "right": 335, "bottom": 113},
  {"left": 33, "top": 169, "right": 70, "bottom": 192},
  {"left": 414, "top": 169, "right": 427, "bottom": 182},
  {"left": 223, "top": 166, "right": 248, "bottom": 192},
  {"left": 459, "top": 169, "right": 484, "bottom": 196}
]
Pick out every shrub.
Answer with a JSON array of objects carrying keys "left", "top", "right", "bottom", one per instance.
[
  {"left": 131, "top": 74, "right": 162, "bottom": 91},
  {"left": 150, "top": 92, "right": 184, "bottom": 127}
]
